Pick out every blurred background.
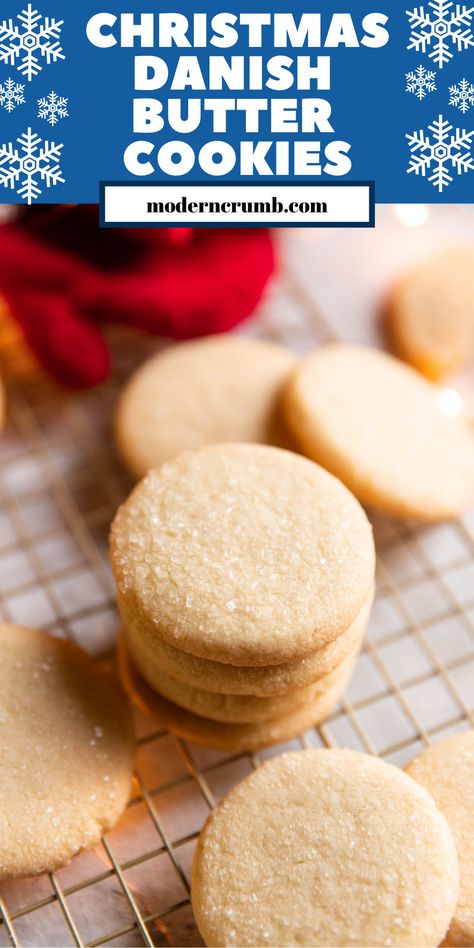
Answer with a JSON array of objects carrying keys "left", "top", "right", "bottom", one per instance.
[{"left": 1, "top": 203, "right": 473, "bottom": 392}]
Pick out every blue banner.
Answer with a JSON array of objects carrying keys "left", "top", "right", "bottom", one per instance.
[{"left": 0, "top": 1, "right": 473, "bottom": 206}]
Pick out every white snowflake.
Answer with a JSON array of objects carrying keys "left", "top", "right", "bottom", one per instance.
[
  {"left": 0, "top": 77, "right": 25, "bottom": 113},
  {"left": 406, "top": 64, "right": 437, "bottom": 99},
  {"left": 38, "top": 90, "right": 68, "bottom": 127},
  {"left": 0, "top": 127, "right": 64, "bottom": 204},
  {"left": 406, "top": 0, "right": 474, "bottom": 68},
  {"left": 406, "top": 113, "right": 474, "bottom": 190},
  {"left": 449, "top": 77, "right": 474, "bottom": 111},
  {"left": 0, "top": 3, "right": 64, "bottom": 82}
]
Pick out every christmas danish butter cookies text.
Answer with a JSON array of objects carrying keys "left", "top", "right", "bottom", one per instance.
[{"left": 86, "top": 10, "right": 390, "bottom": 179}]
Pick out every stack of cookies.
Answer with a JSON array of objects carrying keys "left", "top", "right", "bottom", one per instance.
[{"left": 111, "top": 443, "right": 375, "bottom": 752}]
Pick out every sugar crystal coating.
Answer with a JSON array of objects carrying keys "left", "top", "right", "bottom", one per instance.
[
  {"left": 0, "top": 624, "right": 134, "bottom": 879},
  {"left": 406, "top": 731, "right": 474, "bottom": 947},
  {"left": 192, "top": 748, "right": 459, "bottom": 947},
  {"left": 110, "top": 444, "right": 375, "bottom": 666}
]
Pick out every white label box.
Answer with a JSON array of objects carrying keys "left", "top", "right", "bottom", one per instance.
[{"left": 101, "top": 182, "right": 374, "bottom": 227}]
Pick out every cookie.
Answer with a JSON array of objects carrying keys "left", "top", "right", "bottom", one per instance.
[
  {"left": 406, "top": 731, "right": 474, "bottom": 947},
  {"left": 121, "top": 587, "right": 373, "bottom": 697},
  {"left": 192, "top": 748, "right": 459, "bottom": 948},
  {"left": 115, "top": 336, "right": 296, "bottom": 479},
  {"left": 0, "top": 624, "right": 134, "bottom": 879},
  {"left": 130, "top": 653, "right": 356, "bottom": 724},
  {"left": 283, "top": 343, "right": 474, "bottom": 520},
  {"left": 118, "top": 639, "right": 352, "bottom": 753},
  {"left": 110, "top": 444, "right": 375, "bottom": 666},
  {"left": 385, "top": 246, "right": 474, "bottom": 380}
]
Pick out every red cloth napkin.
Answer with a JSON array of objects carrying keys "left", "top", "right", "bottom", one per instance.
[{"left": 0, "top": 206, "right": 274, "bottom": 387}]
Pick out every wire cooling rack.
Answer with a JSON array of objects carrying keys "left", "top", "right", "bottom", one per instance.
[{"left": 1, "top": 212, "right": 474, "bottom": 948}]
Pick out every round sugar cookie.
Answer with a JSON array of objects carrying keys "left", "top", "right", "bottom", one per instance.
[
  {"left": 192, "top": 748, "right": 459, "bottom": 948},
  {"left": 115, "top": 335, "right": 296, "bottom": 479},
  {"left": 385, "top": 246, "right": 474, "bottom": 380},
  {"left": 0, "top": 624, "right": 134, "bottom": 879},
  {"left": 120, "top": 587, "right": 373, "bottom": 697},
  {"left": 110, "top": 443, "right": 375, "bottom": 666},
  {"left": 131, "top": 653, "right": 356, "bottom": 724},
  {"left": 118, "top": 639, "right": 352, "bottom": 752},
  {"left": 283, "top": 343, "right": 474, "bottom": 521},
  {"left": 406, "top": 731, "right": 474, "bottom": 947}
]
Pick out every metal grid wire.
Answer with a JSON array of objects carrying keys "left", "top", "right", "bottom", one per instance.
[{"left": 1, "top": 224, "right": 474, "bottom": 947}]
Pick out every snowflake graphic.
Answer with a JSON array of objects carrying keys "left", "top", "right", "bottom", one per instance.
[
  {"left": 406, "top": 0, "right": 474, "bottom": 68},
  {"left": 449, "top": 77, "right": 474, "bottom": 111},
  {"left": 38, "top": 90, "right": 68, "bottom": 127},
  {"left": 406, "top": 64, "right": 437, "bottom": 99},
  {"left": 406, "top": 114, "right": 474, "bottom": 190},
  {"left": 0, "top": 3, "right": 64, "bottom": 82},
  {"left": 0, "top": 127, "right": 64, "bottom": 204},
  {"left": 0, "top": 77, "right": 26, "bottom": 113}
]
